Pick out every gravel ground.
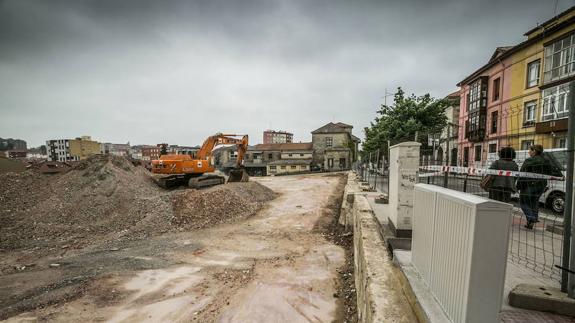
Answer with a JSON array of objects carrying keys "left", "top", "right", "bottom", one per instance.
[{"left": 1, "top": 173, "right": 350, "bottom": 322}]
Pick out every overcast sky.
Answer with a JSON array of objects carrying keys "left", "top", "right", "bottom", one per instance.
[{"left": 1, "top": 0, "right": 573, "bottom": 147}]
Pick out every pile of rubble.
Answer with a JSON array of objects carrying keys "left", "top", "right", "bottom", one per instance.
[
  {"left": 0, "top": 155, "right": 276, "bottom": 252},
  {"left": 172, "top": 182, "right": 277, "bottom": 229}
]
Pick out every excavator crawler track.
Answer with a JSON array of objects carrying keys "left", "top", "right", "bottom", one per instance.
[{"left": 188, "top": 174, "right": 226, "bottom": 189}]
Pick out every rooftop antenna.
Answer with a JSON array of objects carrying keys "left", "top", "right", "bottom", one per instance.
[
  {"left": 382, "top": 88, "right": 394, "bottom": 106},
  {"left": 554, "top": 0, "right": 559, "bottom": 16}
]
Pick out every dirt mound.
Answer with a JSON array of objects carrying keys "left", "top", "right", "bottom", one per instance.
[
  {"left": 0, "top": 155, "right": 277, "bottom": 252},
  {"left": 171, "top": 182, "right": 277, "bottom": 229},
  {"left": 0, "top": 155, "right": 167, "bottom": 251}
]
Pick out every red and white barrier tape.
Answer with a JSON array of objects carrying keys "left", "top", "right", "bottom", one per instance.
[{"left": 419, "top": 165, "right": 565, "bottom": 180}]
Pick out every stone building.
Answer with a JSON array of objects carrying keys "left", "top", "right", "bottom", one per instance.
[{"left": 311, "top": 122, "right": 360, "bottom": 171}]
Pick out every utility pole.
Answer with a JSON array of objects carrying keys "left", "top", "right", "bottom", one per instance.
[
  {"left": 563, "top": 80, "right": 575, "bottom": 297},
  {"left": 444, "top": 126, "right": 450, "bottom": 188}
]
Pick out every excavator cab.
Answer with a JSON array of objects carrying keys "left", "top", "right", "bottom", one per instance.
[{"left": 227, "top": 168, "right": 249, "bottom": 183}]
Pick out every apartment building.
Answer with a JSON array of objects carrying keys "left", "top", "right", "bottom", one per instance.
[
  {"left": 457, "top": 6, "right": 575, "bottom": 167},
  {"left": 263, "top": 130, "right": 293, "bottom": 144},
  {"left": 46, "top": 136, "right": 101, "bottom": 162}
]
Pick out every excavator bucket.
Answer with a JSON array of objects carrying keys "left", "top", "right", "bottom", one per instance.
[{"left": 228, "top": 168, "right": 249, "bottom": 183}]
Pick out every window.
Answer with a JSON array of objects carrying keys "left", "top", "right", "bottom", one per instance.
[
  {"left": 326, "top": 137, "right": 333, "bottom": 147},
  {"left": 492, "top": 77, "right": 500, "bottom": 101},
  {"left": 523, "top": 101, "right": 537, "bottom": 126},
  {"left": 489, "top": 143, "right": 497, "bottom": 153},
  {"left": 468, "top": 78, "right": 488, "bottom": 111},
  {"left": 281, "top": 165, "right": 286, "bottom": 169},
  {"left": 490, "top": 111, "right": 498, "bottom": 134},
  {"left": 521, "top": 140, "right": 534, "bottom": 150},
  {"left": 300, "top": 153, "right": 304, "bottom": 157},
  {"left": 526, "top": 60, "right": 540, "bottom": 87},
  {"left": 301, "top": 165, "right": 307, "bottom": 170},
  {"left": 291, "top": 165, "right": 297, "bottom": 169},
  {"left": 288, "top": 154, "right": 292, "bottom": 157},
  {"left": 268, "top": 153, "right": 273, "bottom": 159},
  {"left": 554, "top": 137, "right": 567, "bottom": 148},
  {"left": 474, "top": 145, "right": 482, "bottom": 162},
  {"left": 269, "top": 165, "right": 277, "bottom": 170},
  {"left": 543, "top": 34, "right": 575, "bottom": 83},
  {"left": 541, "top": 84, "right": 570, "bottom": 121},
  {"left": 328, "top": 158, "right": 334, "bottom": 168}
]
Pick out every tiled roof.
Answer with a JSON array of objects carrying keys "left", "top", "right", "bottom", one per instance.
[
  {"left": 267, "top": 159, "right": 313, "bottom": 165},
  {"left": 311, "top": 122, "right": 352, "bottom": 134},
  {"left": 251, "top": 143, "right": 313, "bottom": 151}
]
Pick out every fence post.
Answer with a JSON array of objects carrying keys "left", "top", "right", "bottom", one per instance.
[
  {"left": 388, "top": 141, "right": 421, "bottom": 237},
  {"left": 562, "top": 81, "right": 575, "bottom": 296},
  {"left": 463, "top": 174, "right": 468, "bottom": 193}
]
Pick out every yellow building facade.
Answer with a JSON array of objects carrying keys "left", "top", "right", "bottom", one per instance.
[
  {"left": 505, "top": 7, "right": 575, "bottom": 151},
  {"left": 69, "top": 136, "right": 101, "bottom": 160}
]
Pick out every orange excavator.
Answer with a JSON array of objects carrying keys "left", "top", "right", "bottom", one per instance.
[{"left": 151, "top": 133, "right": 249, "bottom": 189}]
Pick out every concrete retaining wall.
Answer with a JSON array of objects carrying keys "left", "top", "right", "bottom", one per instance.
[
  {"left": 345, "top": 172, "right": 417, "bottom": 322},
  {"left": 338, "top": 172, "right": 361, "bottom": 230}
]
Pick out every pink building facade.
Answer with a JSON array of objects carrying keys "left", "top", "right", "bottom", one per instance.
[{"left": 457, "top": 49, "right": 513, "bottom": 168}]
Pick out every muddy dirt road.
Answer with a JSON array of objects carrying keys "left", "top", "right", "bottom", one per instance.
[{"left": 5, "top": 173, "right": 349, "bottom": 322}]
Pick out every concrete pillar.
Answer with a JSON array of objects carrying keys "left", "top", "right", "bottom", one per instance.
[{"left": 388, "top": 141, "right": 421, "bottom": 238}]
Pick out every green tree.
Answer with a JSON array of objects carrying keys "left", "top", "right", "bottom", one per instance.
[{"left": 362, "top": 88, "right": 450, "bottom": 160}]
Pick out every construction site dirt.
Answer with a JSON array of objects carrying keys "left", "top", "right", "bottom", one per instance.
[{"left": 0, "top": 155, "right": 354, "bottom": 322}]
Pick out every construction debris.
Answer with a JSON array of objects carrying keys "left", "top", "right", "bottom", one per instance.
[
  {"left": 0, "top": 155, "right": 276, "bottom": 252},
  {"left": 172, "top": 182, "right": 276, "bottom": 229}
]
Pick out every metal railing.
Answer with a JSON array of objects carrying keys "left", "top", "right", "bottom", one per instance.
[{"left": 354, "top": 162, "right": 389, "bottom": 194}]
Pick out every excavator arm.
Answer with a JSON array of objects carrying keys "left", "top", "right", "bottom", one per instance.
[{"left": 197, "top": 133, "right": 249, "bottom": 168}]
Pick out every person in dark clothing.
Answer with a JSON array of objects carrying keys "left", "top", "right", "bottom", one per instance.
[
  {"left": 516, "top": 145, "right": 563, "bottom": 229},
  {"left": 488, "top": 147, "right": 518, "bottom": 203}
]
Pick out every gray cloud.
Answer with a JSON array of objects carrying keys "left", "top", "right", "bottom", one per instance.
[{"left": 1, "top": 0, "right": 573, "bottom": 147}]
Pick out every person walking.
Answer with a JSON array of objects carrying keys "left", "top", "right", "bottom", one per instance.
[
  {"left": 516, "top": 145, "right": 562, "bottom": 229},
  {"left": 488, "top": 147, "right": 518, "bottom": 203}
]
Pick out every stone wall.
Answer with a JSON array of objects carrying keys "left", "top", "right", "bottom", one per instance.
[{"left": 342, "top": 172, "right": 418, "bottom": 322}]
